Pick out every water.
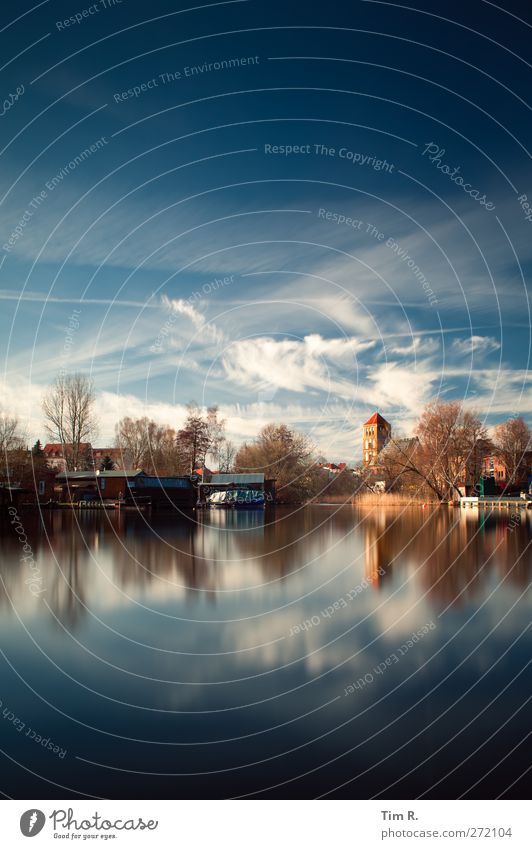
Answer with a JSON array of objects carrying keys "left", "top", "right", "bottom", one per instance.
[{"left": 0, "top": 505, "right": 530, "bottom": 799}]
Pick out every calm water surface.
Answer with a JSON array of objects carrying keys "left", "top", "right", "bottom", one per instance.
[{"left": 0, "top": 505, "right": 530, "bottom": 798}]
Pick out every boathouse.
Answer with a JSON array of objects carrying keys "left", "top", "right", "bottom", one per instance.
[
  {"left": 130, "top": 474, "right": 195, "bottom": 509},
  {"left": 55, "top": 470, "right": 145, "bottom": 502},
  {"left": 197, "top": 473, "right": 276, "bottom": 505}
]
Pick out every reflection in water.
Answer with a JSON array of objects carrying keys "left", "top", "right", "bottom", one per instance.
[
  {"left": 0, "top": 505, "right": 530, "bottom": 798},
  {"left": 1, "top": 506, "right": 530, "bottom": 626}
]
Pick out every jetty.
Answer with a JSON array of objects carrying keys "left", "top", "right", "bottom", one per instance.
[{"left": 460, "top": 496, "right": 532, "bottom": 509}]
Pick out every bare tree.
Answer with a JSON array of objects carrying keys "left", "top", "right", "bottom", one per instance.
[
  {"left": 205, "top": 405, "right": 226, "bottom": 468},
  {"left": 373, "top": 437, "right": 434, "bottom": 496},
  {"left": 235, "top": 423, "right": 319, "bottom": 502},
  {"left": 175, "top": 403, "right": 211, "bottom": 474},
  {"left": 414, "top": 401, "right": 488, "bottom": 499},
  {"left": 493, "top": 416, "right": 532, "bottom": 487},
  {"left": 377, "top": 401, "right": 488, "bottom": 500},
  {"left": 0, "top": 412, "right": 25, "bottom": 454},
  {"left": 42, "top": 373, "right": 97, "bottom": 471},
  {"left": 115, "top": 416, "right": 151, "bottom": 469},
  {"left": 0, "top": 411, "right": 27, "bottom": 484},
  {"left": 216, "top": 439, "right": 236, "bottom": 472},
  {"left": 115, "top": 417, "right": 183, "bottom": 474},
  {"left": 146, "top": 423, "right": 180, "bottom": 475},
  {"left": 116, "top": 404, "right": 228, "bottom": 475}
]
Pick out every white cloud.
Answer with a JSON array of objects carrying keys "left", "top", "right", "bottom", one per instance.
[
  {"left": 452, "top": 335, "right": 501, "bottom": 355},
  {"left": 160, "top": 294, "right": 206, "bottom": 329},
  {"left": 221, "top": 334, "right": 370, "bottom": 399},
  {"left": 368, "top": 361, "right": 439, "bottom": 416},
  {"left": 384, "top": 337, "right": 440, "bottom": 357}
]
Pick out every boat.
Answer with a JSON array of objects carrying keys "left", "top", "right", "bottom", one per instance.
[
  {"left": 208, "top": 491, "right": 226, "bottom": 507},
  {"left": 207, "top": 488, "right": 265, "bottom": 509}
]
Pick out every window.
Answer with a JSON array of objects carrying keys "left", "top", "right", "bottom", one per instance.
[
  {"left": 100, "top": 478, "right": 106, "bottom": 491},
  {"left": 38, "top": 480, "right": 45, "bottom": 495}
]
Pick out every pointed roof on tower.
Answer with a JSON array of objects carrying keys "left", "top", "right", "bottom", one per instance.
[{"left": 363, "top": 412, "right": 390, "bottom": 427}]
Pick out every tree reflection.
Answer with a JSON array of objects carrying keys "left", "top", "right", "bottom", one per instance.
[{"left": 0, "top": 507, "right": 530, "bottom": 629}]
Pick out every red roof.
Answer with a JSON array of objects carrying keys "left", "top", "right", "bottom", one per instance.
[
  {"left": 319, "top": 462, "right": 348, "bottom": 472},
  {"left": 44, "top": 443, "right": 91, "bottom": 455},
  {"left": 363, "top": 412, "right": 390, "bottom": 426}
]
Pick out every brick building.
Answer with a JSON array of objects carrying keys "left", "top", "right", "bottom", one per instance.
[
  {"left": 481, "top": 451, "right": 532, "bottom": 492},
  {"left": 43, "top": 443, "right": 92, "bottom": 471},
  {"left": 362, "top": 412, "right": 392, "bottom": 467},
  {"left": 43, "top": 443, "right": 123, "bottom": 471},
  {"left": 91, "top": 448, "right": 124, "bottom": 470}
]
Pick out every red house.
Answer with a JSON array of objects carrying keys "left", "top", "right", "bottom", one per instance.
[{"left": 43, "top": 443, "right": 92, "bottom": 471}]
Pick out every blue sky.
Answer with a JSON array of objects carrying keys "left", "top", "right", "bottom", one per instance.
[{"left": 1, "top": 0, "right": 531, "bottom": 460}]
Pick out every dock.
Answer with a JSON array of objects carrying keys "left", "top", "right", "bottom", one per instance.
[{"left": 460, "top": 496, "right": 532, "bottom": 509}]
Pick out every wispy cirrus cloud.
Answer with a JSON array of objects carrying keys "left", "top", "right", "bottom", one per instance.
[
  {"left": 221, "top": 334, "right": 374, "bottom": 398},
  {"left": 452, "top": 335, "right": 501, "bottom": 355}
]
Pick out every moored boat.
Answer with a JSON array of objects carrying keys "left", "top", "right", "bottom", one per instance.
[{"left": 207, "top": 488, "right": 265, "bottom": 509}]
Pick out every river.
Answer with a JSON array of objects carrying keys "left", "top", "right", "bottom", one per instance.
[{"left": 0, "top": 505, "right": 530, "bottom": 798}]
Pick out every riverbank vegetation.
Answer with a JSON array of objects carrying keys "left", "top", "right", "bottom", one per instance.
[
  {"left": 0, "top": 372, "right": 530, "bottom": 504},
  {"left": 310, "top": 493, "right": 439, "bottom": 506}
]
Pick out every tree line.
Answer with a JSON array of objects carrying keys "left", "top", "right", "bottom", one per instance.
[
  {"left": 368, "top": 401, "right": 531, "bottom": 500},
  {"left": 41, "top": 373, "right": 236, "bottom": 475},
  {"left": 0, "top": 373, "right": 530, "bottom": 502}
]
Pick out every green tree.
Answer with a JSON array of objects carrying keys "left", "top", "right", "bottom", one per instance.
[
  {"left": 31, "top": 439, "right": 45, "bottom": 458},
  {"left": 30, "top": 438, "right": 50, "bottom": 477}
]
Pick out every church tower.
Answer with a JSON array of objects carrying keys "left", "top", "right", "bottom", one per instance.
[{"left": 362, "top": 412, "right": 391, "bottom": 467}]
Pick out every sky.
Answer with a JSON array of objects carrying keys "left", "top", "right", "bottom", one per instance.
[{"left": 1, "top": 0, "right": 531, "bottom": 461}]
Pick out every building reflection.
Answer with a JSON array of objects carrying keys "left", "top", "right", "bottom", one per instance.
[
  {"left": 358, "top": 505, "right": 532, "bottom": 605},
  {"left": 362, "top": 512, "right": 389, "bottom": 587}
]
